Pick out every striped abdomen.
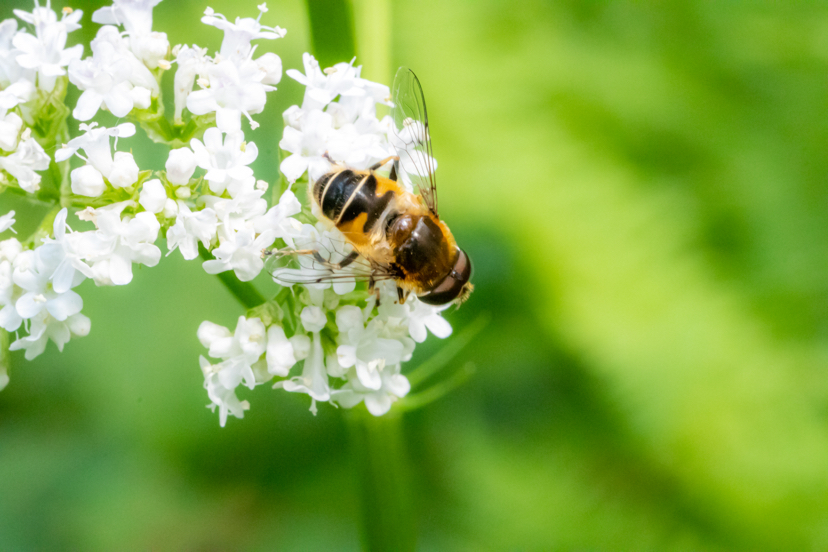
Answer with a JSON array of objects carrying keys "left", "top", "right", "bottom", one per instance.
[{"left": 312, "top": 169, "right": 398, "bottom": 241}]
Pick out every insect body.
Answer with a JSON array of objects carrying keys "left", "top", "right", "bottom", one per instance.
[
  {"left": 275, "top": 67, "right": 473, "bottom": 306},
  {"left": 312, "top": 161, "right": 471, "bottom": 305}
]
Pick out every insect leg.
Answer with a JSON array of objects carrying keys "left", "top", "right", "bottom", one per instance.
[
  {"left": 263, "top": 248, "right": 317, "bottom": 258},
  {"left": 339, "top": 250, "right": 360, "bottom": 268},
  {"left": 310, "top": 249, "right": 360, "bottom": 270},
  {"left": 396, "top": 286, "right": 405, "bottom": 303},
  {"left": 389, "top": 159, "right": 399, "bottom": 182},
  {"left": 369, "top": 155, "right": 400, "bottom": 172}
]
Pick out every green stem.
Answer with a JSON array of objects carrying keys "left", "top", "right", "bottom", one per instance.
[
  {"left": 304, "top": 0, "right": 357, "bottom": 68},
  {"left": 304, "top": 4, "right": 415, "bottom": 550},
  {"left": 348, "top": 408, "right": 417, "bottom": 552},
  {"left": 0, "top": 329, "right": 9, "bottom": 391},
  {"left": 131, "top": 98, "right": 214, "bottom": 148},
  {"left": 198, "top": 245, "right": 266, "bottom": 309},
  {"left": 24, "top": 205, "right": 62, "bottom": 248},
  {"left": 353, "top": 0, "right": 392, "bottom": 84}
]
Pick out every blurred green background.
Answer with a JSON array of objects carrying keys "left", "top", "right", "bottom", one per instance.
[{"left": 4, "top": 0, "right": 828, "bottom": 549}]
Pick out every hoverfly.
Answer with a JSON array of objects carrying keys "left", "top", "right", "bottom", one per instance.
[{"left": 270, "top": 67, "right": 473, "bottom": 306}]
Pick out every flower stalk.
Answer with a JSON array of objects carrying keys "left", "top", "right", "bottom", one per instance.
[
  {"left": 0, "top": 329, "right": 9, "bottom": 391},
  {"left": 348, "top": 408, "right": 417, "bottom": 552},
  {"left": 198, "top": 244, "right": 266, "bottom": 309}
]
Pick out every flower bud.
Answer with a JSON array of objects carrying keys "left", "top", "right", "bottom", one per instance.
[
  {"left": 289, "top": 334, "right": 311, "bottom": 360},
  {"left": 130, "top": 86, "right": 152, "bottom": 110},
  {"left": 67, "top": 313, "right": 91, "bottom": 337},
  {"left": 165, "top": 147, "right": 197, "bottom": 184},
  {"left": 130, "top": 31, "right": 170, "bottom": 70},
  {"left": 282, "top": 104, "right": 302, "bottom": 129},
  {"left": 109, "top": 152, "right": 139, "bottom": 188},
  {"left": 266, "top": 325, "right": 295, "bottom": 376},
  {"left": 301, "top": 306, "right": 327, "bottom": 333},
  {"left": 0, "top": 113, "right": 23, "bottom": 152},
  {"left": 197, "top": 320, "right": 231, "bottom": 349},
  {"left": 162, "top": 198, "right": 179, "bottom": 219},
  {"left": 0, "top": 238, "right": 22, "bottom": 262},
  {"left": 139, "top": 179, "right": 167, "bottom": 214},
  {"left": 71, "top": 164, "right": 105, "bottom": 197},
  {"left": 256, "top": 52, "right": 282, "bottom": 85}
]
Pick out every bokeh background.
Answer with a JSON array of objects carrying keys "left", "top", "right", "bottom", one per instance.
[{"left": 3, "top": 0, "right": 828, "bottom": 549}]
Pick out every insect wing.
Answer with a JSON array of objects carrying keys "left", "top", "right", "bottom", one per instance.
[
  {"left": 268, "top": 233, "right": 395, "bottom": 291},
  {"left": 390, "top": 67, "right": 439, "bottom": 216}
]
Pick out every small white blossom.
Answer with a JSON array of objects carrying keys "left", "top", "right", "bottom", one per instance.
[
  {"left": 256, "top": 52, "right": 282, "bottom": 85},
  {"left": 250, "top": 188, "right": 301, "bottom": 236},
  {"left": 200, "top": 356, "right": 250, "bottom": 427},
  {"left": 91, "top": 25, "right": 158, "bottom": 94},
  {"left": 407, "top": 297, "right": 453, "bottom": 343},
  {"left": 0, "top": 135, "right": 49, "bottom": 192},
  {"left": 187, "top": 58, "right": 273, "bottom": 132},
  {"left": 333, "top": 362, "right": 411, "bottom": 416},
  {"left": 279, "top": 109, "right": 333, "bottom": 183},
  {"left": 202, "top": 225, "right": 274, "bottom": 282},
  {"left": 77, "top": 201, "right": 161, "bottom": 286},
  {"left": 68, "top": 33, "right": 151, "bottom": 120},
  {"left": 198, "top": 316, "right": 267, "bottom": 425},
  {"left": 12, "top": 1, "right": 83, "bottom": 91},
  {"left": 93, "top": 0, "right": 162, "bottom": 37},
  {"left": 0, "top": 243, "right": 23, "bottom": 331},
  {"left": 0, "top": 80, "right": 34, "bottom": 151},
  {"left": 171, "top": 44, "right": 208, "bottom": 123},
  {"left": 165, "top": 147, "right": 197, "bottom": 185},
  {"left": 138, "top": 178, "right": 166, "bottom": 213},
  {"left": 108, "top": 151, "right": 139, "bottom": 188},
  {"left": 201, "top": 6, "right": 285, "bottom": 61},
  {"left": 0, "top": 110, "right": 23, "bottom": 152},
  {"left": 70, "top": 164, "right": 105, "bottom": 197},
  {"left": 278, "top": 328, "right": 330, "bottom": 414},
  {"left": 9, "top": 310, "right": 90, "bottom": 360},
  {"left": 286, "top": 53, "right": 362, "bottom": 110},
  {"left": 0, "top": 237, "right": 22, "bottom": 262},
  {"left": 92, "top": 0, "right": 169, "bottom": 69},
  {"left": 0, "top": 19, "right": 29, "bottom": 87},
  {"left": 190, "top": 128, "right": 257, "bottom": 196},
  {"left": 336, "top": 306, "right": 405, "bottom": 390},
  {"left": 165, "top": 202, "right": 217, "bottom": 260},
  {"left": 12, "top": 248, "right": 83, "bottom": 323},
  {"left": 38, "top": 208, "right": 93, "bottom": 294},
  {"left": 266, "top": 324, "right": 295, "bottom": 376},
  {"left": 0, "top": 210, "right": 16, "bottom": 234},
  {"left": 129, "top": 30, "right": 168, "bottom": 69},
  {"left": 56, "top": 122, "right": 138, "bottom": 189},
  {"left": 289, "top": 333, "right": 310, "bottom": 360}
]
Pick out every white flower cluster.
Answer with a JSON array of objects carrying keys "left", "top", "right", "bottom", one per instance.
[
  {"left": 196, "top": 58, "right": 454, "bottom": 424},
  {"left": 0, "top": 1, "right": 288, "bottom": 378},
  {"left": 0, "top": 1, "right": 79, "bottom": 192},
  {"left": 279, "top": 53, "right": 393, "bottom": 184},
  {"left": 172, "top": 4, "right": 284, "bottom": 131},
  {"left": 55, "top": 121, "right": 140, "bottom": 196},
  {"left": 1, "top": 1, "right": 459, "bottom": 424},
  {"left": 198, "top": 281, "right": 452, "bottom": 425}
]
